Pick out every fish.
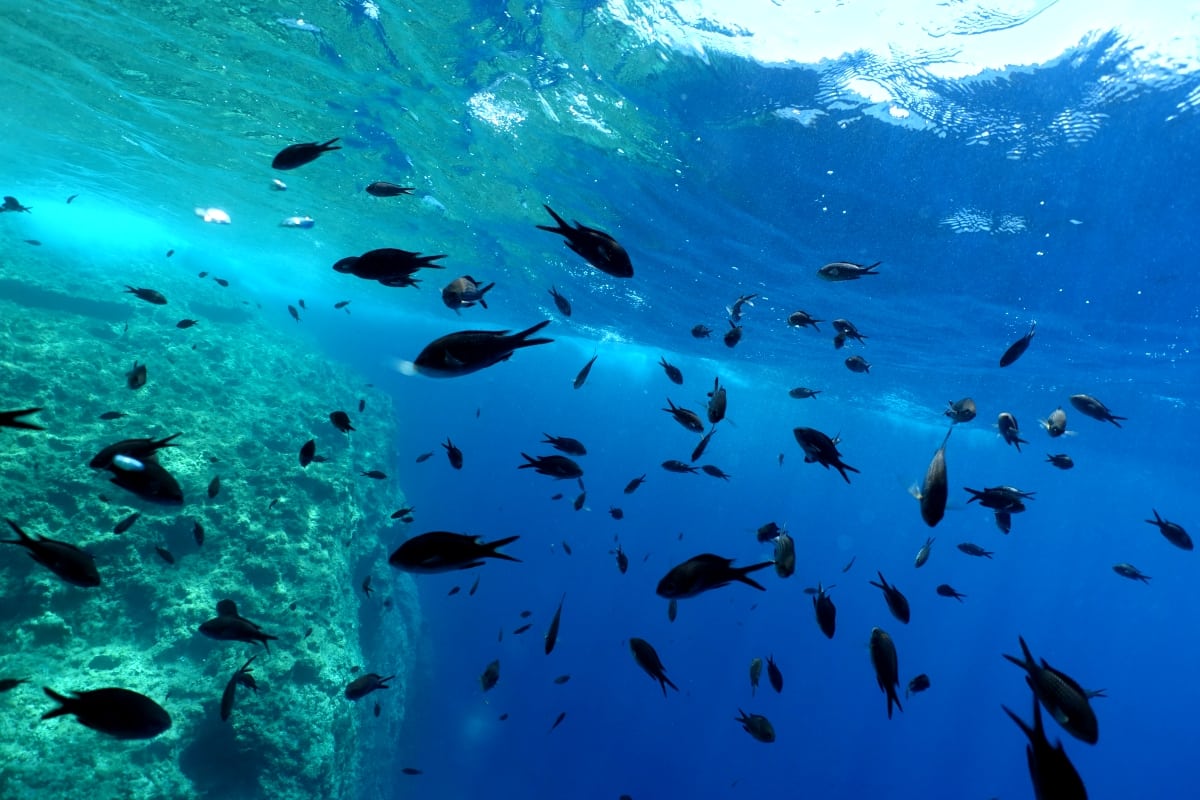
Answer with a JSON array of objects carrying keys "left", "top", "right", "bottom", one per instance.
[
  {"left": 329, "top": 411, "right": 354, "bottom": 433},
  {"left": 0, "top": 407, "right": 44, "bottom": 431},
  {"left": 415, "top": 452, "right": 433, "bottom": 463},
  {"left": 127, "top": 361, "right": 147, "bottom": 389},
  {"left": 544, "top": 593, "right": 566, "bottom": 655},
  {"left": 706, "top": 377, "right": 727, "bottom": 425},
  {"left": 701, "top": 464, "right": 731, "bottom": 480},
  {"left": 957, "top": 542, "right": 994, "bottom": 558},
  {"left": 1042, "top": 407, "right": 1068, "bottom": 437},
  {"left": 365, "top": 181, "right": 414, "bottom": 197},
  {"left": 1145, "top": 509, "right": 1192, "bottom": 550},
  {"left": 787, "top": 310, "right": 822, "bottom": 330},
  {"left": 480, "top": 660, "right": 500, "bottom": 692},
  {"left": 272, "top": 138, "right": 341, "bottom": 170},
  {"left": 572, "top": 490, "right": 586, "bottom": 510},
  {"left": 766, "top": 655, "right": 783, "bottom": 693},
  {"left": 832, "top": 318, "right": 867, "bottom": 344},
  {"left": 442, "top": 275, "right": 496, "bottom": 311},
  {"left": 914, "top": 537, "right": 934, "bottom": 568},
  {"left": 192, "top": 520, "right": 205, "bottom": 547},
  {"left": 999, "top": 321, "right": 1037, "bottom": 367},
  {"left": 756, "top": 521, "right": 784, "bottom": 543},
  {"left": 662, "top": 398, "right": 704, "bottom": 433},
  {"left": 512, "top": 623, "right": 532, "bottom": 634},
  {"left": 907, "top": 674, "right": 931, "bottom": 698},
  {"left": 868, "top": 627, "right": 903, "bottom": 719},
  {"left": 220, "top": 655, "right": 258, "bottom": 721},
  {"left": 412, "top": 321, "right": 554, "bottom": 377},
  {"left": 656, "top": 554, "right": 773, "bottom": 599},
  {"left": 936, "top": 583, "right": 966, "bottom": 602},
  {"left": 667, "top": 598, "right": 678, "bottom": 622},
  {"left": 841, "top": 556, "right": 856, "bottom": 573},
  {"left": 113, "top": 511, "right": 141, "bottom": 534},
  {"left": 97, "top": 411, "right": 126, "bottom": 421},
  {"left": 124, "top": 286, "right": 167, "bottom": 305},
  {"left": 1069, "top": 394, "right": 1125, "bottom": 427},
  {"left": 945, "top": 397, "right": 977, "bottom": 423},
  {"left": 400, "top": 767, "right": 422, "bottom": 776},
  {"left": 735, "top": 709, "right": 776, "bottom": 742},
  {"left": 518, "top": 453, "right": 583, "bottom": 479},
  {"left": 198, "top": 599, "right": 279, "bottom": 651},
  {"left": 610, "top": 506, "right": 625, "bottom": 519},
  {"left": 536, "top": 205, "right": 633, "bottom": 278},
  {"left": 357, "top": 470, "right": 386, "bottom": 480},
  {"left": 288, "top": 305, "right": 301, "bottom": 322},
  {"left": 844, "top": 355, "right": 871, "bottom": 373},
  {"left": 561, "top": 541, "right": 572, "bottom": 555},
  {"left": 912, "top": 427, "right": 951, "bottom": 527},
  {"left": 629, "top": 637, "right": 679, "bottom": 695},
  {"left": 722, "top": 320, "right": 743, "bottom": 348},
  {"left": 280, "top": 216, "right": 314, "bottom": 229},
  {"left": 623, "top": 474, "right": 646, "bottom": 494},
  {"left": 691, "top": 324, "right": 711, "bottom": 338},
  {"left": 773, "top": 532, "right": 795, "bottom": 578},
  {"left": 0, "top": 677, "right": 30, "bottom": 692},
  {"left": 1, "top": 196, "right": 32, "bottom": 212},
  {"left": 541, "top": 434, "right": 586, "bottom": 456},
  {"left": 646, "top": 355, "right": 680, "bottom": 390},
  {"left": 41, "top": 687, "right": 171, "bottom": 740},
  {"left": 1, "top": 518, "right": 101, "bottom": 587},
  {"left": 573, "top": 353, "right": 599, "bottom": 389},
  {"left": 1113, "top": 563, "right": 1150, "bottom": 583},
  {"left": 333, "top": 248, "right": 446, "bottom": 288},
  {"left": 106, "top": 456, "right": 184, "bottom": 506},
  {"left": 964, "top": 485, "right": 1036, "bottom": 511},
  {"left": 749, "top": 658, "right": 763, "bottom": 695},
  {"left": 1002, "top": 692, "right": 1089, "bottom": 800},
  {"left": 690, "top": 429, "right": 716, "bottom": 463},
  {"left": 727, "top": 293, "right": 756, "bottom": 322},
  {"left": 788, "top": 387, "right": 821, "bottom": 399},
  {"left": 299, "top": 439, "right": 316, "bottom": 467},
  {"left": 207, "top": 475, "right": 221, "bottom": 499},
  {"left": 469, "top": 576, "right": 480, "bottom": 595},
  {"left": 1046, "top": 453, "right": 1074, "bottom": 469},
  {"left": 548, "top": 286, "right": 572, "bottom": 317},
  {"left": 388, "top": 532, "right": 520, "bottom": 573},
  {"left": 792, "top": 427, "right": 859, "bottom": 483},
  {"left": 613, "top": 545, "right": 628, "bottom": 573},
  {"left": 817, "top": 260, "right": 881, "bottom": 281},
  {"left": 344, "top": 673, "right": 394, "bottom": 701},
  {"left": 1002, "top": 635, "right": 1099, "bottom": 744},
  {"left": 553, "top": 674, "right": 571, "bottom": 685},
  {"left": 213, "top": 277, "right": 229, "bottom": 287},
  {"left": 997, "top": 412, "right": 1028, "bottom": 451},
  {"left": 660, "top": 460, "right": 697, "bottom": 474},
  {"left": 270, "top": 179, "right": 287, "bottom": 191},
  {"left": 548, "top": 711, "right": 567, "bottom": 733},
  {"left": 176, "top": 319, "right": 198, "bottom": 329},
  {"left": 334, "top": 300, "right": 351, "bottom": 310},
  {"left": 869, "top": 572, "right": 910, "bottom": 624}
]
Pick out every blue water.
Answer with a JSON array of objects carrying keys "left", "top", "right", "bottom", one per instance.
[{"left": 3, "top": 1, "right": 1200, "bottom": 798}]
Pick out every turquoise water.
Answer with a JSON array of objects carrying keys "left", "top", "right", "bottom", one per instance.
[{"left": 3, "top": 1, "right": 1200, "bottom": 798}]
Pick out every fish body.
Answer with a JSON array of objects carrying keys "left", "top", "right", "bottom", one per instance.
[
  {"left": 42, "top": 687, "right": 170, "bottom": 739},
  {"left": 662, "top": 398, "right": 704, "bottom": 433},
  {"left": 788, "top": 387, "right": 821, "bottom": 399},
  {"left": 766, "top": 655, "right": 783, "bottom": 693},
  {"left": 1002, "top": 636, "right": 1099, "bottom": 744},
  {"left": 279, "top": 216, "right": 315, "bottom": 228},
  {"left": 656, "top": 553, "right": 772, "bottom": 599},
  {"left": 792, "top": 427, "right": 859, "bottom": 483},
  {"left": 723, "top": 321, "right": 743, "bottom": 348},
  {"left": 1069, "top": 394, "right": 1125, "bottom": 427},
  {"left": 868, "top": 627, "right": 903, "bottom": 719},
  {"left": 345, "top": 673, "right": 394, "bottom": 701},
  {"left": 662, "top": 460, "right": 699, "bottom": 474},
  {"left": 541, "top": 434, "right": 586, "bottom": 456},
  {"left": 999, "top": 321, "right": 1037, "bottom": 367},
  {"left": 936, "top": 583, "right": 966, "bottom": 601},
  {"left": 124, "top": 286, "right": 167, "bottom": 305},
  {"left": 574, "top": 353, "right": 598, "bottom": 389},
  {"left": 207, "top": 475, "right": 221, "bottom": 499},
  {"left": 997, "top": 412, "right": 1028, "bottom": 451},
  {"left": 1145, "top": 509, "right": 1192, "bottom": 550},
  {"left": 629, "top": 637, "right": 678, "bottom": 695},
  {"left": 613, "top": 545, "right": 628, "bottom": 572},
  {"left": 107, "top": 459, "right": 183, "bottom": 505},
  {"left": 548, "top": 285, "right": 572, "bottom": 317},
  {"left": 1046, "top": 453, "right": 1074, "bottom": 469},
  {"left": 480, "top": 660, "right": 500, "bottom": 692},
  {"left": 831, "top": 318, "right": 867, "bottom": 343},
  {"left": 442, "top": 276, "right": 495, "bottom": 311},
  {"left": 706, "top": 377, "right": 727, "bottom": 425},
  {"left": 658, "top": 357, "right": 683, "bottom": 385},
  {"left": 299, "top": 439, "right": 316, "bottom": 467},
  {"left": 413, "top": 321, "right": 553, "bottom": 377},
  {"left": 443, "top": 439, "right": 464, "bottom": 469},
  {"left": 1, "top": 195, "right": 32, "bottom": 213},
  {"left": 844, "top": 355, "right": 871, "bottom": 373},
  {"left": 749, "top": 658, "right": 762, "bottom": 695},
  {"left": 388, "top": 531, "right": 520, "bottom": 573},
  {"left": 964, "top": 486, "right": 1035, "bottom": 512},
  {"left": 127, "top": 361, "right": 147, "bottom": 389},
  {"left": 818, "top": 261, "right": 880, "bottom": 281},
  {"left": 113, "top": 512, "right": 141, "bottom": 534},
  {"left": 690, "top": 428, "right": 716, "bottom": 463},
  {"left": 907, "top": 674, "right": 931, "bottom": 698},
  {"left": 691, "top": 324, "right": 711, "bottom": 338},
  {"left": 735, "top": 709, "right": 776, "bottom": 742},
  {"left": 1003, "top": 694, "right": 1089, "bottom": 800},
  {"left": 272, "top": 138, "right": 341, "bottom": 170},
  {"left": 361, "top": 470, "right": 387, "bottom": 479},
  {"left": 957, "top": 542, "right": 994, "bottom": 558},
  {"left": 756, "top": 521, "right": 784, "bottom": 543},
  {"left": 333, "top": 248, "right": 446, "bottom": 287},
  {"left": 176, "top": 319, "right": 198, "bottom": 329},
  {"left": 995, "top": 510, "right": 1013, "bottom": 533},
  {"left": 536, "top": 205, "right": 633, "bottom": 278},
  {"left": 193, "top": 520, "right": 205, "bottom": 546},
  {"left": 914, "top": 537, "right": 934, "bottom": 568},
  {"left": 869, "top": 572, "right": 910, "bottom": 623},
  {"left": 544, "top": 594, "right": 565, "bottom": 655},
  {"left": 2, "top": 518, "right": 100, "bottom": 587},
  {"left": 623, "top": 474, "right": 646, "bottom": 494},
  {"left": 199, "top": 600, "right": 279, "bottom": 651},
  {"left": 1042, "top": 407, "right": 1068, "bottom": 437},
  {"left": 89, "top": 433, "right": 182, "bottom": 470},
  {"left": 773, "top": 532, "right": 795, "bottom": 578},
  {"left": 787, "top": 310, "right": 821, "bottom": 330},
  {"left": 1113, "top": 563, "right": 1150, "bottom": 583},
  {"left": 220, "top": 655, "right": 258, "bottom": 721},
  {"left": 365, "top": 181, "right": 414, "bottom": 197},
  {"left": 519, "top": 453, "right": 582, "bottom": 479},
  {"left": 945, "top": 397, "right": 977, "bottom": 423},
  {"left": 701, "top": 464, "right": 731, "bottom": 480},
  {"left": 330, "top": 411, "right": 354, "bottom": 433},
  {"left": 916, "top": 428, "right": 951, "bottom": 527}
]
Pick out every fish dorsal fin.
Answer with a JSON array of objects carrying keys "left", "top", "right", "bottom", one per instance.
[{"left": 216, "top": 599, "right": 238, "bottom": 616}]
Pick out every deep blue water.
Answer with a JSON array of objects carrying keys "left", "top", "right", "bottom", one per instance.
[{"left": 4, "top": 1, "right": 1200, "bottom": 798}]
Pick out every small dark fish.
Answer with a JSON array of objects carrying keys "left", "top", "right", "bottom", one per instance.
[
  {"left": 999, "top": 321, "right": 1037, "bottom": 367},
  {"left": 735, "top": 709, "right": 776, "bottom": 743},
  {"left": 1003, "top": 693, "right": 1089, "bottom": 800},
  {"left": 913, "top": 427, "right": 952, "bottom": 528},
  {"left": 573, "top": 353, "right": 599, "bottom": 389},
  {"left": 400, "top": 767, "right": 422, "bottom": 776},
  {"left": 907, "top": 674, "right": 931, "bottom": 698},
  {"left": 287, "top": 305, "right": 300, "bottom": 322},
  {"left": 124, "top": 286, "right": 167, "bottom": 305},
  {"left": 869, "top": 572, "right": 910, "bottom": 624},
  {"left": 0, "top": 677, "right": 30, "bottom": 692},
  {"left": 945, "top": 397, "right": 977, "bottom": 423},
  {"left": 213, "top": 277, "right": 229, "bottom": 287},
  {"left": 299, "top": 439, "right": 316, "bottom": 467},
  {"left": 165, "top": 249, "right": 174, "bottom": 257},
  {"left": 1, "top": 518, "right": 100, "bottom": 587},
  {"left": 303, "top": 626, "right": 313, "bottom": 639},
  {"left": 623, "top": 474, "right": 646, "bottom": 494},
  {"left": 1145, "top": 509, "right": 1192, "bottom": 550},
  {"left": 519, "top": 610, "right": 533, "bottom": 619},
  {"left": 691, "top": 324, "right": 711, "bottom": 338},
  {"left": 198, "top": 271, "right": 209, "bottom": 278},
  {"left": 220, "top": 654, "right": 258, "bottom": 722},
  {"left": 330, "top": 411, "right": 354, "bottom": 433},
  {"left": 175, "top": 319, "right": 198, "bottom": 329},
  {"left": 562, "top": 540, "right": 573, "bottom": 555},
  {"left": 1042, "top": 407, "right": 1068, "bottom": 437},
  {"left": 868, "top": 627, "right": 903, "bottom": 719},
  {"left": 553, "top": 674, "right": 571, "bottom": 685},
  {"left": 113, "top": 511, "right": 141, "bottom": 534},
  {"left": 544, "top": 593, "right": 566, "bottom": 655},
  {"left": 155, "top": 546, "right": 175, "bottom": 565},
  {"left": 358, "top": 398, "right": 365, "bottom": 412},
  {"left": 788, "top": 387, "right": 821, "bottom": 399},
  {"left": 612, "top": 544, "right": 629, "bottom": 573},
  {"left": 24, "top": 239, "right": 41, "bottom": 246},
  {"left": 1069, "top": 393, "right": 1126, "bottom": 427},
  {"left": 609, "top": 506, "right": 624, "bottom": 521},
  {"left": 443, "top": 438, "right": 464, "bottom": 469},
  {"left": 415, "top": 451, "right": 433, "bottom": 463},
  {"left": 629, "top": 637, "right": 679, "bottom": 696},
  {"left": 374, "top": 702, "right": 381, "bottom": 718},
  {"left": 1047, "top": 453, "right": 1074, "bottom": 469},
  {"left": 706, "top": 377, "right": 727, "bottom": 425},
  {"left": 498, "top": 713, "right": 508, "bottom": 721},
  {"left": 749, "top": 658, "right": 763, "bottom": 695},
  {"left": 690, "top": 429, "right": 716, "bottom": 463},
  {"left": 756, "top": 521, "right": 784, "bottom": 542},
  {"left": 361, "top": 470, "right": 387, "bottom": 479},
  {"left": 1113, "top": 563, "right": 1150, "bottom": 583},
  {"left": 98, "top": 411, "right": 126, "bottom": 421},
  {"left": 388, "top": 532, "right": 520, "bottom": 573},
  {"left": 480, "top": 660, "right": 501, "bottom": 692},
  {"left": 957, "top": 542, "right": 994, "bottom": 559},
  {"left": 66, "top": 194, "right": 78, "bottom": 204},
  {"left": 127, "top": 361, "right": 147, "bottom": 390},
  {"left": 787, "top": 310, "right": 822, "bottom": 330},
  {"left": 656, "top": 553, "right": 772, "bottom": 599},
  {"left": 442, "top": 275, "right": 496, "bottom": 311},
  {"left": 345, "top": 672, "right": 394, "bottom": 701},
  {"left": 334, "top": 300, "right": 351, "bottom": 309},
  {"left": 773, "top": 532, "right": 795, "bottom": 578},
  {"left": 936, "top": 583, "right": 966, "bottom": 601},
  {"left": 548, "top": 285, "right": 572, "bottom": 317},
  {"left": 199, "top": 600, "right": 279, "bottom": 650},
  {"left": 723, "top": 320, "right": 743, "bottom": 348},
  {"left": 727, "top": 293, "right": 756, "bottom": 322},
  {"left": 272, "top": 138, "right": 341, "bottom": 170},
  {"left": 550, "top": 493, "right": 563, "bottom": 501},
  {"left": 793, "top": 427, "right": 859, "bottom": 483},
  {"left": 662, "top": 398, "right": 704, "bottom": 432},
  {"left": 362, "top": 576, "right": 373, "bottom": 597},
  {"left": 536, "top": 204, "right": 633, "bottom": 279},
  {"left": 519, "top": 453, "right": 582, "bottom": 479},
  {"left": 845, "top": 355, "right": 871, "bottom": 374},
  {"left": 413, "top": 321, "right": 553, "bottom": 377},
  {"left": 41, "top": 687, "right": 171, "bottom": 740},
  {"left": 766, "top": 655, "right": 784, "bottom": 693},
  {"left": 914, "top": 537, "right": 934, "bottom": 568},
  {"left": 447, "top": 586, "right": 461, "bottom": 596},
  {"left": 667, "top": 598, "right": 677, "bottom": 622},
  {"left": 548, "top": 711, "right": 567, "bottom": 732},
  {"left": 365, "top": 181, "right": 414, "bottom": 197},
  {"left": 817, "top": 260, "right": 881, "bottom": 281},
  {"left": 964, "top": 485, "right": 1036, "bottom": 511},
  {"left": 207, "top": 475, "right": 221, "bottom": 499},
  {"left": 997, "top": 412, "right": 1027, "bottom": 451},
  {"left": 469, "top": 576, "right": 480, "bottom": 596},
  {"left": 658, "top": 357, "right": 683, "bottom": 385},
  {"left": 841, "top": 556, "right": 856, "bottom": 573},
  {"left": 1002, "top": 635, "right": 1099, "bottom": 745},
  {"left": 810, "top": 583, "right": 837, "bottom": 638},
  {"left": 541, "top": 434, "right": 587, "bottom": 456},
  {"left": 192, "top": 520, "right": 205, "bottom": 546},
  {"left": 995, "top": 510, "right": 1012, "bottom": 534}
]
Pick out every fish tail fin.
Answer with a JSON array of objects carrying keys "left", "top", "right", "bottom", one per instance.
[
  {"left": 0, "top": 407, "right": 45, "bottom": 430},
  {"left": 484, "top": 535, "right": 521, "bottom": 562},
  {"left": 1002, "top": 704, "right": 1034, "bottom": 740},
  {"left": 1, "top": 518, "right": 33, "bottom": 544},
  {"left": 735, "top": 561, "right": 774, "bottom": 591},
  {"left": 512, "top": 319, "right": 553, "bottom": 348},
  {"left": 536, "top": 204, "right": 571, "bottom": 234},
  {"left": 1110, "top": 415, "right": 1126, "bottom": 427},
  {"left": 420, "top": 254, "right": 448, "bottom": 268},
  {"left": 888, "top": 687, "right": 902, "bottom": 718},
  {"left": 320, "top": 138, "right": 342, "bottom": 151},
  {"left": 661, "top": 675, "right": 678, "bottom": 694},
  {"left": 40, "top": 687, "right": 74, "bottom": 720},
  {"left": 907, "top": 483, "right": 922, "bottom": 501},
  {"left": 865, "top": 261, "right": 882, "bottom": 273}
]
